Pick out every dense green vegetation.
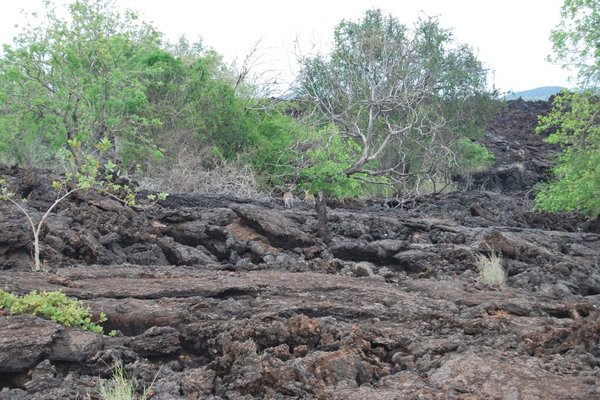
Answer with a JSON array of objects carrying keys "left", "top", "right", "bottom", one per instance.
[
  {"left": 0, "top": 289, "right": 109, "bottom": 334},
  {"left": 535, "top": 0, "right": 600, "bottom": 217},
  {"left": 536, "top": 91, "right": 600, "bottom": 216},
  {"left": 0, "top": 0, "right": 163, "bottom": 167},
  {"left": 0, "top": 0, "right": 498, "bottom": 200}
]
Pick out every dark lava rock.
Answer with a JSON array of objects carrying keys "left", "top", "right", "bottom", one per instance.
[{"left": 0, "top": 100, "right": 599, "bottom": 399}]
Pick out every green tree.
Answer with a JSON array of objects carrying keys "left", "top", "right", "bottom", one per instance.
[
  {"left": 549, "top": 0, "right": 600, "bottom": 86},
  {"left": 535, "top": 91, "right": 599, "bottom": 216},
  {"left": 137, "top": 37, "right": 272, "bottom": 170},
  {"left": 0, "top": 0, "right": 320, "bottom": 202},
  {"left": 297, "top": 10, "right": 494, "bottom": 197},
  {"left": 0, "top": 0, "right": 162, "bottom": 168},
  {"left": 535, "top": 0, "right": 600, "bottom": 216}
]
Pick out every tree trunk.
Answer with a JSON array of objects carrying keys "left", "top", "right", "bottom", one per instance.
[
  {"left": 315, "top": 192, "right": 330, "bottom": 244},
  {"left": 32, "top": 231, "right": 41, "bottom": 272}
]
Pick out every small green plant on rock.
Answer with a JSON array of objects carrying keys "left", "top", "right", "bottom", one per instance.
[
  {"left": 96, "top": 358, "right": 157, "bottom": 400},
  {"left": 0, "top": 289, "right": 106, "bottom": 334},
  {"left": 477, "top": 250, "right": 506, "bottom": 287}
]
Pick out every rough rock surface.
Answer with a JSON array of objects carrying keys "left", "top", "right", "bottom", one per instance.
[{"left": 0, "top": 99, "right": 599, "bottom": 399}]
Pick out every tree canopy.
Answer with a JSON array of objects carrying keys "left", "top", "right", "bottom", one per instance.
[
  {"left": 549, "top": 0, "right": 600, "bottom": 86},
  {"left": 0, "top": 0, "right": 163, "bottom": 167},
  {"left": 535, "top": 0, "right": 600, "bottom": 217},
  {"left": 296, "top": 10, "right": 496, "bottom": 197},
  {"left": 0, "top": 0, "right": 273, "bottom": 172},
  {"left": 0, "top": 2, "right": 501, "bottom": 201}
]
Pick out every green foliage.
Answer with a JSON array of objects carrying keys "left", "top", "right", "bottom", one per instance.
[
  {"left": 246, "top": 110, "right": 306, "bottom": 185},
  {"left": 550, "top": 0, "right": 600, "bottom": 86},
  {"left": 0, "top": 1, "right": 498, "bottom": 201},
  {"left": 0, "top": 0, "right": 351, "bottom": 199},
  {"left": 454, "top": 138, "right": 496, "bottom": 174},
  {"left": 250, "top": 114, "right": 301, "bottom": 181},
  {"left": 97, "top": 358, "right": 156, "bottom": 400},
  {"left": 298, "top": 126, "right": 383, "bottom": 199},
  {"left": 0, "top": 0, "right": 165, "bottom": 167},
  {"left": 534, "top": 0, "right": 600, "bottom": 217},
  {"left": 139, "top": 43, "right": 272, "bottom": 170},
  {"left": 248, "top": 118, "right": 380, "bottom": 199},
  {"left": 124, "top": 7, "right": 286, "bottom": 185},
  {"left": 535, "top": 91, "right": 600, "bottom": 216},
  {"left": 0, "top": 289, "right": 106, "bottom": 334},
  {"left": 297, "top": 9, "right": 495, "bottom": 193}
]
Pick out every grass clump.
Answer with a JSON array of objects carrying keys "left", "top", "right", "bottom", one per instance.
[
  {"left": 96, "top": 359, "right": 156, "bottom": 400},
  {"left": 0, "top": 289, "right": 106, "bottom": 334},
  {"left": 477, "top": 250, "right": 507, "bottom": 287}
]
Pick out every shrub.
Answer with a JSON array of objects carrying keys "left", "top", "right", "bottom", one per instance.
[
  {"left": 477, "top": 250, "right": 506, "bottom": 287},
  {"left": 534, "top": 0, "right": 600, "bottom": 217},
  {"left": 0, "top": 0, "right": 164, "bottom": 168},
  {"left": 297, "top": 10, "right": 495, "bottom": 193},
  {"left": 534, "top": 91, "right": 600, "bottom": 217},
  {"left": 454, "top": 138, "right": 496, "bottom": 174},
  {"left": 0, "top": 290, "right": 107, "bottom": 334},
  {"left": 246, "top": 111, "right": 306, "bottom": 188},
  {"left": 142, "top": 151, "right": 261, "bottom": 197}
]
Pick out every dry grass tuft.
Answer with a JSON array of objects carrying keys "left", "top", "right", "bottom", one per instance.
[{"left": 477, "top": 250, "right": 507, "bottom": 287}]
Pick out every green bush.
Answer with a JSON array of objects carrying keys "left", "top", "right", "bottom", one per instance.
[
  {"left": 246, "top": 111, "right": 302, "bottom": 185},
  {"left": 535, "top": 91, "right": 600, "bottom": 217},
  {"left": 0, "top": 290, "right": 107, "bottom": 334},
  {"left": 296, "top": 10, "right": 496, "bottom": 194},
  {"left": 298, "top": 126, "right": 378, "bottom": 199},
  {"left": 534, "top": 0, "right": 600, "bottom": 217},
  {"left": 454, "top": 137, "right": 496, "bottom": 173},
  {"left": 0, "top": 0, "right": 164, "bottom": 167},
  {"left": 534, "top": 145, "right": 600, "bottom": 216}
]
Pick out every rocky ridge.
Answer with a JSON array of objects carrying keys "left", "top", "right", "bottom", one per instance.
[{"left": 0, "top": 99, "right": 599, "bottom": 399}]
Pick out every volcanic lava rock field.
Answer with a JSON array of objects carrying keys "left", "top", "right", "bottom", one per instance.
[{"left": 0, "top": 99, "right": 599, "bottom": 399}]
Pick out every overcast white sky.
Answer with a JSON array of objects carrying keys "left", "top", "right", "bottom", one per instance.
[{"left": 0, "top": 0, "right": 573, "bottom": 93}]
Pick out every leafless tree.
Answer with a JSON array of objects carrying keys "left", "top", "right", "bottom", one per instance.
[
  {"left": 232, "top": 39, "right": 285, "bottom": 102},
  {"left": 297, "top": 10, "right": 489, "bottom": 197}
]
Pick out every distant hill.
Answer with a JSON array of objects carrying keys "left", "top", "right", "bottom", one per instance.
[{"left": 503, "top": 86, "right": 566, "bottom": 101}]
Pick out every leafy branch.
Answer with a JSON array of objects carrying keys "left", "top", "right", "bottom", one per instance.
[{"left": 0, "top": 138, "right": 168, "bottom": 271}]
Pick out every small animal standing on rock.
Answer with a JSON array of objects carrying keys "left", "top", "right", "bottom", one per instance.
[
  {"left": 303, "top": 189, "right": 315, "bottom": 207},
  {"left": 283, "top": 190, "right": 294, "bottom": 208}
]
